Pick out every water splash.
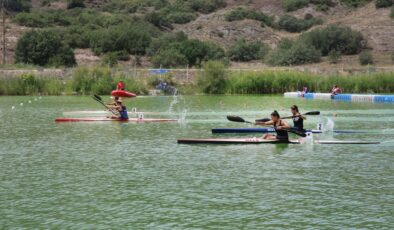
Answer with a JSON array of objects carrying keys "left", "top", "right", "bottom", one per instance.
[
  {"left": 168, "top": 88, "right": 178, "bottom": 114},
  {"left": 324, "top": 117, "right": 335, "bottom": 132}
]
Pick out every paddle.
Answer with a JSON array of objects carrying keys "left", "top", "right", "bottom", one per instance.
[
  {"left": 227, "top": 115, "right": 307, "bottom": 137},
  {"left": 92, "top": 94, "right": 119, "bottom": 117},
  {"left": 227, "top": 115, "right": 255, "bottom": 124},
  {"left": 281, "top": 111, "right": 320, "bottom": 119}
]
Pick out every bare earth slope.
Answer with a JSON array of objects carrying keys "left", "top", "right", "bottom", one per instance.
[{"left": 1, "top": 0, "right": 393, "bottom": 67}]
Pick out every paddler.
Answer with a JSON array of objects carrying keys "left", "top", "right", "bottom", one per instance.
[
  {"left": 290, "top": 105, "right": 305, "bottom": 131},
  {"left": 109, "top": 98, "right": 129, "bottom": 120},
  {"left": 117, "top": 81, "right": 125, "bottom": 91},
  {"left": 106, "top": 96, "right": 119, "bottom": 107},
  {"left": 256, "top": 110, "right": 291, "bottom": 141}
]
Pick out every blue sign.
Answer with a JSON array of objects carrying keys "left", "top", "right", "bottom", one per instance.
[{"left": 150, "top": 69, "right": 170, "bottom": 75}]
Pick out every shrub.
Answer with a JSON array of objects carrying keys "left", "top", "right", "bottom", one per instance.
[
  {"left": 178, "top": 39, "right": 225, "bottom": 66},
  {"left": 15, "top": 30, "right": 76, "bottom": 67},
  {"left": 391, "top": 5, "right": 394, "bottom": 18},
  {"left": 228, "top": 40, "right": 269, "bottom": 61},
  {"left": 339, "top": 0, "right": 372, "bottom": 8},
  {"left": 5, "top": 0, "right": 31, "bottom": 12},
  {"left": 188, "top": 0, "right": 226, "bottom": 13},
  {"left": 151, "top": 48, "right": 188, "bottom": 67},
  {"left": 328, "top": 50, "right": 341, "bottom": 64},
  {"left": 278, "top": 14, "right": 323, "bottom": 32},
  {"left": 282, "top": 0, "right": 309, "bottom": 12},
  {"left": 375, "top": 0, "right": 393, "bottom": 8},
  {"left": 225, "top": 7, "right": 274, "bottom": 26},
  {"left": 145, "top": 11, "right": 173, "bottom": 30},
  {"left": 67, "top": 0, "right": 85, "bottom": 9},
  {"left": 90, "top": 22, "right": 158, "bottom": 55},
  {"left": 301, "top": 25, "right": 365, "bottom": 56},
  {"left": 198, "top": 61, "right": 227, "bottom": 94},
  {"left": 359, "top": 51, "right": 373, "bottom": 65},
  {"left": 267, "top": 40, "right": 321, "bottom": 66}
]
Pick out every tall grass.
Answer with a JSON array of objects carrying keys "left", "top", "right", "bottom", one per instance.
[
  {"left": 226, "top": 71, "right": 394, "bottom": 94},
  {"left": 1, "top": 69, "right": 394, "bottom": 95},
  {"left": 0, "top": 67, "right": 149, "bottom": 96}
]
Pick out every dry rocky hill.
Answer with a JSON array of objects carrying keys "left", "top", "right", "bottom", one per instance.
[{"left": 1, "top": 0, "right": 393, "bottom": 69}]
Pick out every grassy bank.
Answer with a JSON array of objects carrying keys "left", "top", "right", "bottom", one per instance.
[
  {"left": 1, "top": 66, "right": 394, "bottom": 95},
  {"left": 225, "top": 71, "right": 394, "bottom": 94}
]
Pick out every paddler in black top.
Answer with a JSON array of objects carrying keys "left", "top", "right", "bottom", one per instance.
[
  {"left": 256, "top": 110, "right": 291, "bottom": 141},
  {"left": 290, "top": 105, "right": 305, "bottom": 131}
]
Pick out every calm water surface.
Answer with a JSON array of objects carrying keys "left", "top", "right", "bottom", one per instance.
[{"left": 0, "top": 95, "right": 393, "bottom": 229}]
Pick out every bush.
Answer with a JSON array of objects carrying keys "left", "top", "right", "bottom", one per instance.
[
  {"left": 15, "top": 30, "right": 76, "bottom": 67},
  {"left": 67, "top": 0, "right": 85, "bottom": 9},
  {"left": 359, "top": 51, "right": 373, "bottom": 65},
  {"left": 225, "top": 7, "right": 274, "bottom": 26},
  {"left": 301, "top": 25, "right": 365, "bottom": 56},
  {"left": 391, "top": 6, "right": 394, "bottom": 18},
  {"left": 339, "top": 0, "right": 371, "bottom": 7},
  {"left": 328, "top": 50, "right": 341, "bottom": 64},
  {"left": 188, "top": 0, "right": 227, "bottom": 13},
  {"left": 282, "top": 0, "right": 309, "bottom": 12},
  {"left": 267, "top": 40, "right": 321, "bottom": 66},
  {"left": 227, "top": 40, "right": 269, "bottom": 61},
  {"left": 278, "top": 14, "right": 323, "bottom": 32},
  {"left": 198, "top": 61, "right": 227, "bottom": 94},
  {"left": 178, "top": 39, "right": 225, "bottom": 66},
  {"left": 5, "top": 0, "right": 31, "bottom": 12},
  {"left": 151, "top": 48, "right": 188, "bottom": 67},
  {"left": 145, "top": 11, "right": 173, "bottom": 30},
  {"left": 375, "top": 0, "right": 393, "bottom": 8},
  {"left": 90, "top": 22, "right": 158, "bottom": 55}
]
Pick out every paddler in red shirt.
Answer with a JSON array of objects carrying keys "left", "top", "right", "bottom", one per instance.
[{"left": 117, "top": 81, "right": 125, "bottom": 91}]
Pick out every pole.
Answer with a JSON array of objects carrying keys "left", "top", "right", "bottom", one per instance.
[{"left": 1, "top": 0, "right": 6, "bottom": 65}]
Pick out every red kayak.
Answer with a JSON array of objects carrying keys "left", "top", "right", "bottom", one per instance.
[
  {"left": 55, "top": 117, "right": 177, "bottom": 123},
  {"left": 111, "top": 90, "right": 136, "bottom": 98}
]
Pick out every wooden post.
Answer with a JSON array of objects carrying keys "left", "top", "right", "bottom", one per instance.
[{"left": 1, "top": 0, "right": 6, "bottom": 65}]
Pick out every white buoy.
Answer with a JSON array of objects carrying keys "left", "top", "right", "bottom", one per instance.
[
  {"left": 28, "top": 100, "right": 32, "bottom": 103},
  {"left": 34, "top": 98, "right": 38, "bottom": 101},
  {"left": 20, "top": 103, "right": 23, "bottom": 106},
  {"left": 38, "top": 97, "right": 42, "bottom": 99},
  {"left": 11, "top": 106, "right": 15, "bottom": 110}
]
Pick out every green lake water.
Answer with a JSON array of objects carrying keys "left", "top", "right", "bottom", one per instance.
[{"left": 0, "top": 95, "right": 393, "bottom": 229}]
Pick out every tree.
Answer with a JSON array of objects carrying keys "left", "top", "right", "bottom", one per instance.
[
  {"left": 375, "top": 0, "right": 393, "bottom": 8},
  {"left": 15, "top": 30, "right": 76, "bottom": 67},
  {"left": 228, "top": 40, "right": 269, "bottom": 61},
  {"left": 198, "top": 61, "right": 227, "bottom": 94}
]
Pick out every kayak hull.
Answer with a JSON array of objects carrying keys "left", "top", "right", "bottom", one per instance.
[
  {"left": 178, "top": 138, "right": 300, "bottom": 144},
  {"left": 55, "top": 117, "right": 177, "bottom": 123},
  {"left": 177, "top": 138, "right": 379, "bottom": 145},
  {"left": 111, "top": 90, "right": 136, "bottom": 98},
  {"left": 212, "top": 128, "right": 371, "bottom": 134},
  {"left": 212, "top": 128, "right": 322, "bottom": 134}
]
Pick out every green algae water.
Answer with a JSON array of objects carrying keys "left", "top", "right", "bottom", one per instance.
[{"left": 0, "top": 95, "right": 393, "bottom": 229}]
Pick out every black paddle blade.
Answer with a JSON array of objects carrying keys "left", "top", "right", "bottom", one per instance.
[
  {"left": 227, "top": 115, "right": 246, "bottom": 123},
  {"left": 93, "top": 94, "right": 103, "bottom": 102},
  {"left": 255, "top": 118, "right": 270, "bottom": 123},
  {"left": 304, "top": 111, "right": 320, "bottom": 115}
]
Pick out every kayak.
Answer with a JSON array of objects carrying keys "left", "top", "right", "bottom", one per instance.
[
  {"left": 111, "top": 90, "right": 136, "bottom": 98},
  {"left": 211, "top": 128, "right": 371, "bottom": 134},
  {"left": 55, "top": 117, "right": 177, "bottom": 123},
  {"left": 177, "top": 138, "right": 380, "bottom": 145},
  {"left": 212, "top": 128, "right": 322, "bottom": 134},
  {"left": 63, "top": 110, "right": 172, "bottom": 116}
]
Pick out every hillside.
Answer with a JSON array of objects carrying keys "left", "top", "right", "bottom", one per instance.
[{"left": 1, "top": 0, "right": 393, "bottom": 69}]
